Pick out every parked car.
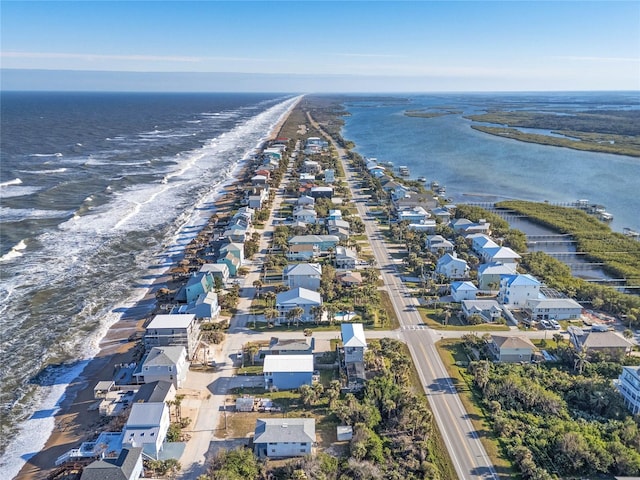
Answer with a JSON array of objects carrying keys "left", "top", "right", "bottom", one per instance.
[
  {"left": 550, "top": 319, "right": 561, "bottom": 330},
  {"left": 540, "top": 320, "right": 552, "bottom": 330}
]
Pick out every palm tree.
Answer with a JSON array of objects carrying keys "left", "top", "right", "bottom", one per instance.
[
  {"left": 247, "top": 343, "right": 260, "bottom": 365},
  {"left": 252, "top": 279, "right": 263, "bottom": 298},
  {"left": 574, "top": 346, "right": 589, "bottom": 374},
  {"left": 264, "top": 307, "right": 278, "bottom": 327},
  {"left": 287, "top": 306, "right": 305, "bottom": 327}
]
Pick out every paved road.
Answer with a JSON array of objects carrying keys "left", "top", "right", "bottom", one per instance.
[{"left": 308, "top": 113, "right": 499, "bottom": 480}]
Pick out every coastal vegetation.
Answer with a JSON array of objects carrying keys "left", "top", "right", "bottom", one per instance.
[
  {"left": 497, "top": 200, "right": 640, "bottom": 286},
  {"left": 201, "top": 338, "right": 455, "bottom": 480},
  {"left": 404, "top": 109, "right": 462, "bottom": 118},
  {"left": 451, "top": 334, "right": 640, "bottom": 479},
  {"left": 466, "top": 110, "right": 640, "bottom": 157}
]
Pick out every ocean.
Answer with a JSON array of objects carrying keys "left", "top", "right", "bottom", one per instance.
[
  {"left": 0, "top": 92, "right": 300, "bottom": 476},
  {"left": 341, "top": 92, "right": 640, "bottom": 234}
]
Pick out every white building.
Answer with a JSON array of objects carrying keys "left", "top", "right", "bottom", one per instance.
[
  {"left": 254, "top": 418, "right": 316, "bottom": 458},
  {"left": 135, "top": 346, "right": 187, "bottom": 388},
  {"left": 283, "top": 263, "right": 322, "bottom": 291},
  {"left": 616, "top": 367, "right": 640, "bottom": 414},
  {"left": 123, "top": 402, "right": 170, "bottom": 459},
  {"left": 435, "top": 253, "right": 469, "bottom": 280},
  {"left": 144, "top": 314, "right": 199, "bottom": 358},
  {"left": 498, "top": 274, "right": 542, "bottom": 306}
]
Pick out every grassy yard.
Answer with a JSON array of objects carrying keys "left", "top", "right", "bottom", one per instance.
[
  {"left": 436, "top": 339, "right": 517, "bottom": 479},
  {"left": 378, "top": 290, "right": 401, "bottom": 330},
  {"left": 417, "top": 306, "right": 510, "bottom": 331}
]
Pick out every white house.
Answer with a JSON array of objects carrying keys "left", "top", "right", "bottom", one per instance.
[
  {"left": 426, "top": 235, "right": 455, "bottom": 254},
  {"left": 451, "top": 281, "right": 478, "bottom": 302},
  {"left": 468, "top": 233, "right": 499, "bottom": 254},
  {"left": 335, "top": 246, "right": 358, "bottom": 269},
  {"left": 324, "top": 168, "right": 335, "bottom": 183},
  {"left": 223, "top": 224, "right": 248, "bottom": 243},
  {"left": 135, "top": 346, "right": 187, "bottom": 388},
  {"left": 498, "top": 274, "right": 542, "bottom": 306},
  {"left": 435, "top": 253, "right": 469, "bottom": 280},
  {"left": 616, "top": 367, "right": 640, "bottom": 414},
  {"left": 525, "top": 297, "right": 583, "bottom": 320},
  {"left": 287, "top": 244, "right": 318, "bottom": 261},
  {"left": 276, "top": 287, "right": 322, "bottom": 323},
  {"left": 263, "top": 354, "right": 314, "bottom": 390},
  {"left": 283, "top": 263, "right": 322, "bottom": 291},
  {"left": 292, "top": 207, "right": 318, "bottom": 224},
  {"left": 462, "top": 299, "right": 503, "bottom": 323},
  {"left": 123, "top": 402, "right": 170, "bottom": 459},
  {"left": 144, "top": 314, "right": 199, "bottom": 358},
  {"left": 397, "top": 206, "right": 430, "bottom": 224},
  {"left": 253, "top": 418, "right": 316, "bottom": 458},
  {"left": 451, "top": 218, "right": 491, "bottom": 235},
  {"left": 289, "top": 235, "right": 340, "bottom": 253},
  {"left": 341, "top": 323, "right": 367, "bottom": 363}
]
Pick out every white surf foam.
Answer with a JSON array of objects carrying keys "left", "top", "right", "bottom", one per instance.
[
  {"left": 0, "top": 178, "right": 22, "bottom": 188},
  {"left": 0, "top": 239, "right": 27, "bottom": 262},
  {"left": 28, "top": 153, "right": 63, "bottom": 158}
]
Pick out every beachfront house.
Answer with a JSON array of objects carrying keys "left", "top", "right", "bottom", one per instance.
[
  {"left": 253, "top": 418, "right": 316, "bottom": 458},
  {"left": 217, "top": 252, "right": 240, "bottom": 276},
  {"left": 435, "top": 253, "right": 469, "bottom": 280},
  {"left": 462, "top": 299, "right": 503, "bottom": 323},
  {"left": 79, "top": 447, "right": 143, "bottom": 480},
  {"left": 334, "top": 246, "right": 358, "bottom": 269},
  {"left": 467, "top": 233, "right": 499, "bottom": 254},
  {"left": 175, "top": 271, "right": 214, "bottom": 304},
  {"left": 220, "top": 242, "right": 245, "bottom": 265},
  {"left": 297, "top": 195, "right": 315, "bottom": 206},
  {"left": 477, "top": 262, "right": 518, "bottom": 290},
  {"left": 182, "top": 291, "right": 220, "bottom": 320},
  {"left": 489, "top": 335, "right": 536, "bottom": 363},
  {"left": 134, "top": 346, "right": 187, "bottom": 388},
  {"left": 223, "top": 224, "right": 249, "bottom": 243},
  {"left": 144, "top": 314, "right": 199, "bottom": 358},
  {"left": 132, "top": 380, "right": 176, "bottom": 404},
  {"left": 451, "top": 281, "right": 479, "bottom": 302},
  {"left": 481, "top": 246, "right": 521, "bottom": 266},
  {"left": 283, "top": 263, "right": 322, "bottom": 291},
  {"left": 498, "top": 274, "right": 542, "bottom": 306},
  {"left": 275, "top": 287, "right": 322, "bottom": 323},
  {"left": 122, "top": 402, "right": 170, "bottom": 459},
  {"left": 397, "top": 206, "right": 430, "bottom": 224},
  {"left": 263, "top": 354, "right": 314, "bottom": 390},
  {"left": 199, "top": 263, "right": 230, "bottom": 284},
  {"left": 615, "top": 367, "right": 640, "bottom": 415}
]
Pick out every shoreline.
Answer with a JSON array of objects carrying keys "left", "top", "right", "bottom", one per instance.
[{"left": 13, "top": 101, "right": 296, "bottom": 480}]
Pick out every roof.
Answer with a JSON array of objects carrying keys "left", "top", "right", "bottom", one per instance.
[
  {"left": 289, "top": 235, "right": 339, "bottom": 244},
  {"left": 80, "top": 447, "right": 142, "bottom": 480},
  {"left": 336, "top": 246, "right": 357, "bottom": 259},
  {"left": 200, "top": 263, "right": 229, "bottom": 274},
  {"left": 437, "top": 253, "right": 467, "bottom": 266},
  {"left": 133, "top": 381, "right": 174, "bottom": 403},
  {"left": 276, "top": 287, "right": 322, "bottom": 306},
  {"left": 220, "top": 242, "right": 243, "bottom": 253},
  {"left": 478, "top": 262, "right": 518, "bottom": 275},
  {"left": 143, "top": 346, "right": 186, "bottom": 367},
  {"left": 126, "top": 402, "right": 166, "bottom": 427},
  {"left": 491, "top": 335, "right": 536, "bottom": 350},
  {"left": 583, "top": 331, "right": 633, "bottom": 349},
  {"left": 269, "top": 337, "right": 313, "bottom": 352},
  {"left": 484, "top": 246, "right": 521, "bottom": 260},
  {"left": 147, "top": 314, "right": 195, "bottom": 330},
  {"left": 337, "top": 271, "right": 363, "bottom": 284},
  {"left": 341, "top": 323, "right": 367, "bottom": 348},
  {"left": 263, "top": 354, "right": 314, "bottom": 373},
  {"left": 527, "top": 298, "right": 582, "bottom": 310},
  {"left": 462, "top": 299, "right": 501, "bottom": 310},
  {"left": 504, "top": 274, "right": 541, "bottom": 287},
  {"left": 254, "top": 418, "right": 316, "bottom": 444},
  {"left": 451, "top": 281, "right": 478, "bottom": 292}
]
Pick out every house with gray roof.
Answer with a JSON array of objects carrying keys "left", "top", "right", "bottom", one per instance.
[
  {"left": 489, "top": 335, "right": 536, "bottom": 363},
  {"left": 123, "top": 402, "right": 170, "bottom": 459},
  {"left": 462, "top": 299, "right": 503, "bottom": 323},
  {"left": 435, "top": 253, "right": 469, "bottom": 280},
  {"left": 477, "top": 262, "right": 518, "bottom": 290},
  {"left": 283, "top": 263, "right": 322, "bottom": 291},
  {"left": 335, "top": 246, "right": 358, "bottom": 269},
  {"left": 267, "top": 337, "right": 315, "bottom": 355},
  {"left": 134, "top": 346, "right": 187, "bottom": 388},
  {"left": 253, "top": 418, "right": 316, "bottom": 458},
  {"left": 80, "top": 447, "right": 143, "bottom": 480},
  {"left": 199, "top": 263, "right": 229, "bottom": 284},
  {"left": 275, "top": 287, "right": 322, "bottom": 323},
  {"left": 451, "top": 281, "right": 478, "bottom": 302},
  {"left": 144, "top": 314, "right": 199, "bottom": 358},
  {"left": 526, "top": 297, "right": 583, "bottom": 320},
  {"left": 569, "top": 327, "right": 633, "bottom": 358},
  {"left": 133, "top": 380, "right": 176, "bottom": 404}
]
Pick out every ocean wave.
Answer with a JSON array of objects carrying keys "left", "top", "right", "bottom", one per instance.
[
  {"left": 0, "top": 207, "right": 73, "bottom": 222},
  {"left": 0, "top": 240, "right": 27, "bottom": 262},
  {"left": 28, "top": 153, "right": 63, "bottom": 158},
  {"left": 19, "top": 168, "right": 68, "bottom": 175},
  {"left": 0, "top": 178, "right": 22, "bottom": 188}
]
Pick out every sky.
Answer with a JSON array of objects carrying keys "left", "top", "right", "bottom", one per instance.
[{"left": 1, "top": 0, "right": 639, "bottom": 92}]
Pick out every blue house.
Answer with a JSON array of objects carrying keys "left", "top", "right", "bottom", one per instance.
[
  {"left": 263, "top": 354, "right": 314, "bottom": 390},
  {"left": 175, "top": 272, "right": 214, "bottom": 304}
]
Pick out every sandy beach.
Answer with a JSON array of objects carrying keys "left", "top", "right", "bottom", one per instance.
[{"left": 14, "top": 105, "right": 295, "bottom": 480}]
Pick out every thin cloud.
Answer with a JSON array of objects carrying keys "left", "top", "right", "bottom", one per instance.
[
  {"left": 551, "top": 55, "right": 640, "bottom": 63},
  {"left": 0, "top": 51, "right": 271, "bottom": 63},
  {"left": 335, "top": 53, "right": 406, "bottom": 58}
]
